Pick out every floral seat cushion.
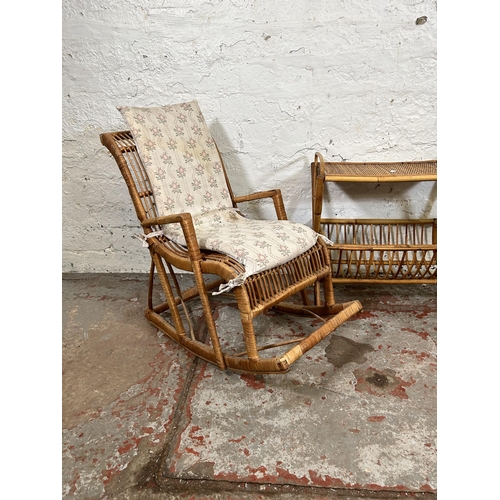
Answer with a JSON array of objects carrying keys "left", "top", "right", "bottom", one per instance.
[
  {"left": 118, "top": 101, "right": 326, "bottom": 292},
  {"left": 163, "top": 207, "right": 324, "bottom": 293}
]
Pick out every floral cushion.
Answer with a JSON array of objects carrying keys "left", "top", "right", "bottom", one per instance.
[
  {"left": 117, "top": 101, "right": 233, "bottom": 218},
  {"left": 118, "top": 101, "right": 326, "bottom": 292},
  {"left": 163, "top": 207, "right": 323, "bottom": 293}
]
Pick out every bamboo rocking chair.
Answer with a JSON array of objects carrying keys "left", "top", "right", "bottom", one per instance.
[{"left": 100, "top": 101, "right": 362, "bottom": 374}]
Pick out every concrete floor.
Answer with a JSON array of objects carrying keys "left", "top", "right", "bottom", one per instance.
[{"left": 62, "top": 273, "right": 437, "bottom": 500}]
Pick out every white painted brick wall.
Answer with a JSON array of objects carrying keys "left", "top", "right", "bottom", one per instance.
[{"left": 62, "top": 0, "right": 437, "bottom": 273}]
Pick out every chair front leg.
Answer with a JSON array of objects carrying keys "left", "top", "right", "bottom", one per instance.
[
  {"left": 150, "top": 252, "right": 187, "bottom": 341},
  {"left": 190, "top": 260, "right": 227, "bottom": 370}
]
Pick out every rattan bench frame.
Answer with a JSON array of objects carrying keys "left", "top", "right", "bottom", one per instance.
[{"left": 312, "top": 152, "right": 437, "bottom": 284}]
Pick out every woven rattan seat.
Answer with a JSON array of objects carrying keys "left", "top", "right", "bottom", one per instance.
[{"left": 100, "top": 103, "right": 362, "bottom": 374}]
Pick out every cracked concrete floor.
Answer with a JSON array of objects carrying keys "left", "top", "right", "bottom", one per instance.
[{"left": 62, "top": 273, "right": 436, "bottom": 499}]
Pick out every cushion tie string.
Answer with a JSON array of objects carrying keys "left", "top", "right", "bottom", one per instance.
[{"left": 134, "top": 230, "right": 164, "bottom": 247}]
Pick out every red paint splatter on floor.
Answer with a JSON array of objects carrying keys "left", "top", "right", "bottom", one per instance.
[
  {"left": 401, "top": 327, "right": 418, "bottom": 333},
  {"left": 275, "top": 467, "right": 310, "bottom": 485},
  {"left": 354, "top": 367, "right": 414, "bottom": 399},
  {"left": 188, "top": 426, "right": 206, "bottom": 445},
  {"left": 244, "top": 465, "right": 268, "bottom": 480},
  {"left": 420, "top": 483, "right": 435, "bottom": 492},
  {"left": 102, "top": 466, "right": 120, "bottom": 485},
  {"left": 117, "top": 437, "right": 140, "bottom": 455},
  {"left": 68, "top": 472, "right": 80, "bottom": 495},
  {"left": 240, "top": 373, "right": 266, "bottom": 389},
  {"left": 308, "top": 470, "right": 347, "bottom": 487},
  {"left": 401, "top": 349, "right": 431, "bottom": 361},
  {"left": 367, "top": 415, "right": 386, "bottom": 422},
  {"left": 228, "top": 436, "right": 246, "bottom": 443}
]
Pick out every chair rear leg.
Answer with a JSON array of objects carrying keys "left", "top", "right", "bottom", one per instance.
[{"left": 321, "top": 274, "right": 336, "bottom": 307}]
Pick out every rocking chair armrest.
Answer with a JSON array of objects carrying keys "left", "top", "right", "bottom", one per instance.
[
  {"left": 141, "top": 213, "right": 191, "bottom": 228},
  {"left": 233, "top": 189, "right": 288, "bottom": 220},
  {"left": 141, "top": 213, "right": 203, "bottom": 260}
]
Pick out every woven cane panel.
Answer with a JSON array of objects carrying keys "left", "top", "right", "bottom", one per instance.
[
  {"left": 324, "top": 160, "right": 436, "bottom": 180},
  {"left": 244, "top": 242, "right": 329, "bottom": 311}
]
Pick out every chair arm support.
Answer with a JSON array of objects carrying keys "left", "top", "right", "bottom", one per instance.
[
  {"left": 141, "top": 213, "right": 202, "bottom": 261},
  {"left": 233, "top": 189, "right": 288, "bottom": 220}
]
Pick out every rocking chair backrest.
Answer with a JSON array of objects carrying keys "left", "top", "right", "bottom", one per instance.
[{"left": 116, "top": 101, "right": 234, "bottom": 220}]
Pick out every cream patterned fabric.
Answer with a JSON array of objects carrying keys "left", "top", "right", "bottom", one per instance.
[
  {"left": 117, "top": 101, "right": 233, "bottom": 218},
  {"left": 164, "top": 207, "right": 321, "bottom": 293},
  {"left": 118, "top": 101, "right": 325, "bottom": 292}
]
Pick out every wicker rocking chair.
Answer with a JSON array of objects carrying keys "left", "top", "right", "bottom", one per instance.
[{"left": 100, "top": 100, "right": 362, "bottom": 374}]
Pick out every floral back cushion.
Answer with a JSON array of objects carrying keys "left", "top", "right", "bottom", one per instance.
[{"left": 117, "top": 101, "right": 233, "bottom": 218}]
